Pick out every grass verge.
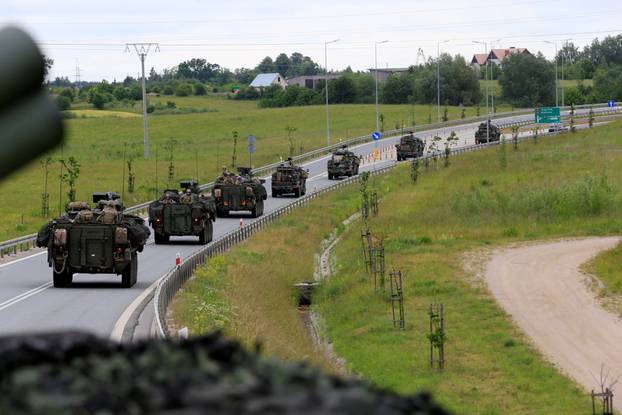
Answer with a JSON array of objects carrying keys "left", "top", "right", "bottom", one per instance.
[{"left": 172, "top": 119, "right": 622, "bottom": 413}]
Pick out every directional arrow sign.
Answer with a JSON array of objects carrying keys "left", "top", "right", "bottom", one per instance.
[
  {"left": 608, "top": 100, "right": 616, "bottom": 108},
  {"left": 372, "top": 131, "right": 381, "bottom": 140}
]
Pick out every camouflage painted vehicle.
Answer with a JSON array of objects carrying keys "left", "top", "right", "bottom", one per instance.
[
  {"left": 35, "top": 192, "right": 150, "bottom": 288},
  {"left": 395, "top": 132, "right": 425, "bottom": 161},
  {"left": 148, "top": 180, "right": 216, "bottom": 245},
  {"left": 212, "top": 167, "right": 268, "bottom": 218},
  {"left": 327, "top": 146, "right": 360, "bottom": 180},
  {"left": 474, "top": 121, "right": 501, "bottom": 144},
  {"left": 271, "top": 158, "right": 308, "bottom": 198}
]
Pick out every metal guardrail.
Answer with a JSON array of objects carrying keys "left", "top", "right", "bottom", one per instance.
[
  {"left": 1, "top": 102, "right": 619, "bottom": 259},
  {"left": 154, "top": 116, "right": 577, "bottom": 339}
]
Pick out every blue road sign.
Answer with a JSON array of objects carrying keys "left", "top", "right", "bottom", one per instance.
[
  {"left": 608, "top": 100, "right": 615, "bottom": 108},
  {"left": 372, "top": 131, "right": 381, "bottom": 140}
]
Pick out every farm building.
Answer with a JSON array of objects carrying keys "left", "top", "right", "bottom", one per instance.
[{"left": 249, "top": 73, "right": 287, "bottom": 89}]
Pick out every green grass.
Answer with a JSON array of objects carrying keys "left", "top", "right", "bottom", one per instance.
[
  {"left": 0, "top": 94, "right": 510, "bottom": 241},
  {"left": 584, "top": 242, "right": 622, "bottom": 301},
  {"left": 171, "top": 120, "right": 622, "bottom": 413}
]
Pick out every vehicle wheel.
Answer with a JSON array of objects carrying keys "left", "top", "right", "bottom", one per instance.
[
  {"left": 294, "top": 187, "right": 301, "bottom": 197},
  {"left": 328, "top": 173, "right": 333, "bottom": 180},
  {"left": 355, "top": 166, "right": 360, "bottom": 174},
  {"left": 252, "top": 202, "right": 259, "bottom": 218},
  {"left": 302, "top": 184, "right": 306, "bottom": 195},
  {"left": 217, "top": 209, "right": 228, "bottom": 218},
  {"left": 53, "top": 269, "right": 72, "bottom": 288},
  {"left": 154, "top": 232, "right": 169, "bottom": 244},
  {"left": 121, "top": 254, "right": 138, "bottom": 288},
  {"left": 206, "top": 220, "right": 214, "bottom": 243},
  {"left": 199, "top": 224, "right": 208, "bottom": 245},
  {"left": 272, "top": 190, "right": 278, "bottom": 198}
]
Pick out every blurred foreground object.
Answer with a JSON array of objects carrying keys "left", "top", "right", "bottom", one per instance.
[
  {"left": 0, "top": 26, "right": 63, "bottom": 179},
  {"left": 0, "top": 331, "right": 450, "bottom": 414}
]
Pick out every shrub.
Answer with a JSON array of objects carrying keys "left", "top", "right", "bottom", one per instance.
[
  {"left": 176, "top": 83, "right": 193, "bottom": 97},
  {"left": 55, "top": 95, "right": 71, "bottom": 111},
  {"left": 194, "top": 83, "right": 207, "bottom": 95},
  {"left": 163, "top": 85, "right": 174, "bottom": 95}
]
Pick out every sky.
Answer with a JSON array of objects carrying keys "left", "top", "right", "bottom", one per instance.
[{"left": 2, "top": 0, "right": 621, "bottom": 81}]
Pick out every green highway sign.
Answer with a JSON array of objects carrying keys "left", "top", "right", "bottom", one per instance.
[{"left": 535, "top": 107, "right": 561, "bottom": 123}]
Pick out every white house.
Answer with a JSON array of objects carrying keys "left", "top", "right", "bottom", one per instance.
[{"left": 249, "top": 73, "right": 287, "bottom": 89}]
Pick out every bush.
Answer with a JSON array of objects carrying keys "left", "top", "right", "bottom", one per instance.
[
  {"left": 59, "top": 87, "right": 74, "bottom": 102},
  {"left": 194, "top": 83, "right": 207, "bottom": 95},
  {"left": 88, "top": 92, "right": 108, "bottom": 109},
  {"left": 55, "top": 95, "right": 71, "bottom": 111},
  {"left": 163, "top": 85, "right": 174, "bottom": 95},
  {"left": 176, "top": 83, "right": 193, "bottom": 97},
  {"left": 147, "top": 104, "right": 156, "bottom": 113}
]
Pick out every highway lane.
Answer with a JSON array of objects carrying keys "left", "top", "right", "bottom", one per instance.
[{"left": 0, "top": 108, "right": 611, "bottom": 338}]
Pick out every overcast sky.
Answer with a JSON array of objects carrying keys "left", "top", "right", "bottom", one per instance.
[{"left": 2, "top": 0, "right": 621, "bottom": 81}]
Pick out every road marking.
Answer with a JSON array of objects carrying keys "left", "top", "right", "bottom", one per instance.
[
  {"left": 0, "top": 281, "right": 52, "bottom": 312},
  {"left": 0, "top": 250, "right": 47, "bottom": 269}
]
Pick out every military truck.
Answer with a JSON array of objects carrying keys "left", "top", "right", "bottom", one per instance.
[
  {"left": 395, "top": 132, "right": 425, "bottom": 161},
  {"left": 148, "top": 180, "right": 216, "bottom": 245},
  {"left": 474, "top": 120, "right": 501, "bottom": 144},
  {"left": 327, "top": 146, "right": 360, "bottom": 180},
  {"left": 271, "top": 158, "right": 308, "bottom": 198},
  {"left": 212, "top": 167, "right": 268, "bottom": 218},
  {"left": 36, "top": 192, "right": 150, "bottom": 288}
]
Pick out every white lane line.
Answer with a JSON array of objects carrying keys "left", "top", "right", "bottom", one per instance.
[
  {"left": 0, "top": 250, "right": 47, "bottom": 269},
  {"left": 0, "top": 281, "right": 53, "bottom": 312}
]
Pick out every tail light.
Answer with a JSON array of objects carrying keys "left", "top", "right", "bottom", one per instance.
[
  {"left": 115, "top": 227, "right": 128, "bottom": 245},
  {"left": 193, "top": 217, "right": 200, "bottom": 223},
  {"left": 241, "top": 200, "right": 246, "bottom": 206},
  {"left": 224, "top": 201, "right": 229, "bottom": 207},
  {"left": 214, "top": 189, "right": 222, "bottom": 198},
  {"left": 155, "top": 217, "right": 162, "bottom": 224},
  {"left": 53, "top": 229, "right": 67, "bottom": 246}
]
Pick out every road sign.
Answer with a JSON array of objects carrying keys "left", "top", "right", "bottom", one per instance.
[
  {"left": 372, "top": 131, "right": 381, "bottom": 140},
  {"left": 535, "top": 107, "right": 560, "bottom": 124},
  {"left": 608, "top": 100, "right": 615, "bottom": 108},
  {"left": 247, "top": 135, "right": 256, "bottom": 145},
  {"left": 247, "top": 144, "right": 256, "bottom": 154},
  {"left": 373, "top": 148, "right": 379, "bottom": 159}
]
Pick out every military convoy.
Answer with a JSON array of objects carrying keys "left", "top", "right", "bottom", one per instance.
[
  {"left": 474, "top": 120, "right": 501, "bottom": 144},
  {"left": 327, "top": 146, "right": 360, "bottom": 180},
  {"left": 395, "top": 132, "right": 425, "bottom": 161},
  {"left": 212, "top": 167, "right": 268, "bottom": 218},
  {"left": 271, "top": 158, "right": 308, "bottom": 198},
  {"left": 148, "top": 180, "right": 216, "bottom": 245},
  {"left": 36, "top": 192, "right": 150, "bottom": 288}
]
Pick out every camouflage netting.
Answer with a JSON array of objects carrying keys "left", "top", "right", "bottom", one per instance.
[{"left": 0, "top": 331, "right": 450, "bottom": 415}]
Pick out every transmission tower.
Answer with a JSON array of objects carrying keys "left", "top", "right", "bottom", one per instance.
[
  {"left": 74, "top": 59, "right": 81, "bottom": 90},
  {"left": 125, "top": 42, "right": 159, "bottom": 158},
  {"left": 416, "top": 48, "right": 426, "bottom": 66}
]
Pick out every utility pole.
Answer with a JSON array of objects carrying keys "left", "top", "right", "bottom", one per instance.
[
  {"left": 490, "top": 38, "right": 502, "bottom": 116},
  {"left": 375, "top": 40, "right": 388, "bottom": 132},
  {"left": 474, "top": 40, "right": 489, "bottom": 141},
  {"left": 561, "top": 38, "right": 571, "bottom": 107},
  {"left": 437, "top": 40, "right": 449, "bottom": 127},
  {"left": 544, "top": 40, "right": 558, "bottom": 107},
  {"left": 324, "top": 39, "right": 339, "bottom": 147},
  {"left": 74, "top": 59, "right": 81, "bottom": 90},
  {"left": 126, "top": 42, "right": 159, "bottom": 158}
]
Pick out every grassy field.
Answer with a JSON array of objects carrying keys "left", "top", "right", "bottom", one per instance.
[
  {"left": 0, "top": 94, "right": 512, "bottom": 241},
  {"left": 583, "top": 242, "right": 622, "bottom": 317},
  {"left": 171, "top": 120, "right": 622, "bottom": 413}
]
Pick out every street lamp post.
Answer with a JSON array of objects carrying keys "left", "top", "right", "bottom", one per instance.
[
  {"left": 437, "top": 40, "right": 450, "bottom": 127},
  {"left": 375, "top": 40, "right": 388, "bottom": 133},
  {"left": 544, "top": 40, "right": 558, "bottom": 107},
  {"left": 473, "top": 40, "right": 489, "bottom": 141},
  {"left": 490, "top": 38, "right": 502, "bottom": 116},
  {"left": 325, "top": 39, "right": 340, "bottom": 147},
  {"left": 561, "top": 38, "right": 571, "bottom": 107}
]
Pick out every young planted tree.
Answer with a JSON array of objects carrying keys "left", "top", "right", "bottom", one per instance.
[
  {"left": 231, "top": 130, "right": 239, "bottom": 168},
  {"left": 511, "top": 125, "right": 519, "bottom": 150},
  {"left": 589, "top": 108, "right": 594, "bottom": 128},
  {"left": 164, "top": 138, "right": 177, "bottom": 187},
  {"left": 444, "top": 131, "right": 459, "bottom": 168},
  {"left": 285, "top": 125, "right": 297, "bottom": 158},
  {"left": 60, "top": 156, "right": 80, "bottom": 203},
  {"left": 498, "top": 136, "right": 508, "bottom": 169},
  {"left": 476, "top": 105, "right": 481, "bottom": 117},
  {"left": 40, "top": 157, "right": 52, "bottom": 217},
  {"left": 442, "top": 105, "right": 448, "bottom": 122},
  {"left": 410, "top": 159, "right": 420, "bottom": 183},
  {"left": 127, "top": 157, "right": 136, "bottom": 193},
  {"left": 379, "top": 114, "right": 385, "bottom": 132},
  {"left": 460, "top": 107, "right": 466, "bottom": 119},
  {"left": 570, "top": 115, "right": 576, "bottom": 133}
]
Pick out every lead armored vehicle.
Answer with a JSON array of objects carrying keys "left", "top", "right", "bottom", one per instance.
[
  {"left": 212, "top": 167, "right": 268, "bottom": 218},
  {"left": 36, "top": 192, "right": 150, "bottom": 288},
  {"left": 271, "top": 158, "right": 308, "bottom": 198},
  {"left": 395, "top": 132, "right": 425, "bottom": 161},
  {"left": 474, "top": 120, "right": 501, "bottom": 144},
  {"left": 327, "top": 146, "right": 360, "bottom": 180},
  {"left": 149, "top": 180, "right": 216, "bottom": 245}
]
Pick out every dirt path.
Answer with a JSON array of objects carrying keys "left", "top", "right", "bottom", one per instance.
[{"left": 485, "top": 237, "right": 622, "bottom": 398}]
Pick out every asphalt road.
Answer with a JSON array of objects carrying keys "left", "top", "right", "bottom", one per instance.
[{"left": 0, "top": 107, "right": 612, "bottom": 339}]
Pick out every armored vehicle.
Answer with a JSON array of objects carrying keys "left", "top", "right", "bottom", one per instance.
[
  {"left": 36, "top": 192, "right": 150, "bottom": 288},
  {"left": 474, "top": 120, "right": 501, "bottom": 144},
  {"left": 212, "top": 167, "right": 268, "bottom": 218},
  {"left": 271, "top": 158, "right": 308, "bottom": 198},
  {"left": 395, "top": 132, "right": 425, "bottom": 161},
  {"left": 327, "top": 146, "right": 360, "bottom": 180},
  {"left": 148, "top": 180, "right": 216, "bottom": 245}
]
